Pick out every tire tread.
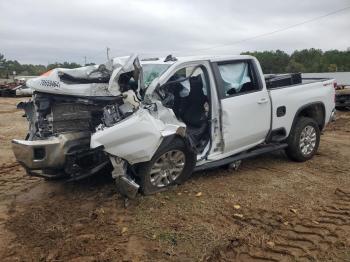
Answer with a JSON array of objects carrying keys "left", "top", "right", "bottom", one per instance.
[{"left": 285, "top": 117, "right": 320, "bottom": 162}]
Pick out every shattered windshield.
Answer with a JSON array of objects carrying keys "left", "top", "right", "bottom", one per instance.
[{"left": 142, "top": 64, "right": 171, "bottom": 87}]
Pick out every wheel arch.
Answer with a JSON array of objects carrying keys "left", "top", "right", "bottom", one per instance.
[
  {"left": 157, "top": 134, "right": 196, "bottom": 154},
  {"left": 291, "top": 102, "right": 326, "bottom": 133}
]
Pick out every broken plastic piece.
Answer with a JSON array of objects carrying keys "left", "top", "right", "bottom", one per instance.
[
  {"left": 110, "top": 156, "right": 140, "bottom": 199},
  {"left": 164, "top": 54, "right": 177, "bottom": 62}
]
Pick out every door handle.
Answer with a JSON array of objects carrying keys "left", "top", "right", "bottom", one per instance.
[{"left": 257, "top": 98, "right": 269, "bottom": 104}]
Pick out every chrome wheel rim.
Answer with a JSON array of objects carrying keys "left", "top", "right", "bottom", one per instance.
[
  {"left": 149, "top": 150, "right": 185, "bottom": 188},
  {"left": 299, "top": 125, "right": 317, "bottom": 156}
]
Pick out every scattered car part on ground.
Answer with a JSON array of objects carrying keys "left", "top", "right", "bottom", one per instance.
[{"left": 11, "top": 54, "right": 336, "bottom": 198}]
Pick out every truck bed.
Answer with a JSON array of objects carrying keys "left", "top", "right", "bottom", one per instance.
[
  {"left": 268, "top": 77, "right": 335, "bottom": 136},
  {"left": 265, "top": 73, "right": 331, "bottom": 89}
]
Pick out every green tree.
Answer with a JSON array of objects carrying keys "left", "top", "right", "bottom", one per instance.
[
  {"left": 328, "top": 64, "right": 337, "bottom": 72},
  {"left": 0, "top": 53, "right": 7, "bottom": 78},
  {"left": 290, "top": 48, "right": 323, "bottom": 72},
  {"left": 1, "top": 49, "right": 350, "bottom": 78},
  {"left": 47, "top": 62, "right": 82, "bottom": 70},
  {"left": 0, "top": 53, "right": 5, "bottom": 67},
  {"left": 285, "top": 59, "right": 306, "bottom": 72},
  {"left": 242, "top": 50, "right": 290, "bottom": 73},
  {"left": 242, "top": 48, "right": 350, "bottom": 73}
]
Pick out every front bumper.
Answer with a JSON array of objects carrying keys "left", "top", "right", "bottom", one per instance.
[{"left": 12, "top": 132, "right": 90, "bottom": 171}]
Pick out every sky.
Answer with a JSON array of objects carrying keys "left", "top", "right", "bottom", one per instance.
[{"left": 0, "top": 0, "right": 350, "bottom": 65}]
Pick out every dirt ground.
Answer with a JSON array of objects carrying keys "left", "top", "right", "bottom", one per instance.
[{"left": 0, "top": 97, "right": 349, "bottom": 262}]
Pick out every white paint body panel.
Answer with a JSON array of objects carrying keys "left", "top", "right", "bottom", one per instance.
[
  {"left": 15, "top": 86, "right": 33, "bottom": 96},
  {"left": 91, "top": 109, "right": 164, "bottom": 164},
  {"left": 91, "top": 106, "right": 184, "bottom": 164},
  {"left": 270, "top": 80, "right": 335, "bottom": 136},
  {"left": 220, "top": 90, "right": 271, "bottom": 155},
  {"left": 26, "top": 55, "right": 141, "bottom": 97}
]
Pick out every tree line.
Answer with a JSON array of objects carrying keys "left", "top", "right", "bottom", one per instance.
[
  {"left": 1, "top": 48, "right": 350, "bottom": 78},
  {"left": 0, "top": 53, "right": 83, "bottom": 79},
  {"left": 242, "top": 49, "right": 350, "bottom": 74}
]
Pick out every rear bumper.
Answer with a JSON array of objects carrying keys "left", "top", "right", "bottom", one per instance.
[{"left": 12, "top": 132, "right": 90, "bottom": 171}]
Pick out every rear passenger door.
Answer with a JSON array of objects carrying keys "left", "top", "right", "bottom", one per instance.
[{"left": 212, "top": 59, "right": 271, "bottom": 155}]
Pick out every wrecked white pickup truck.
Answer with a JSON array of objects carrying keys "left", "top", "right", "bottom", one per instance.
[{"left": 12, "top": 54, "right": 336, "bottom": 198}]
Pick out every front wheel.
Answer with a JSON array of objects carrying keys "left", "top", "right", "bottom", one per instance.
[
  {"left": 285, "top": 117, "right": 320, "bottom": 162},
  {"left": 137, "top": 138, "right": 196, "bottom": 195}
]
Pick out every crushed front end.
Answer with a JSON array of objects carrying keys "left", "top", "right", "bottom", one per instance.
[
  {"left": 90, "top": 100, "right": 186, "bottom": 198},
  {"left": 12, "top": 92, "right": 123, "bottom": 180},
  {"left": 12, "top": 54, "right": 188, "bottom": 198},
  {"left": 12, "top": 55, "right": 143, "bottom": 183}
]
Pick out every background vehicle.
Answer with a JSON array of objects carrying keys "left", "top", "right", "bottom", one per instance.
[
  {"left": 0, "top": 79, "right": 32, "bottom": 97},
  {"left": 335, "top": 86, "right": 350, "bottom": 110},
  {"left": 12, "top": 55, "right": 336, "bottom": 198}
]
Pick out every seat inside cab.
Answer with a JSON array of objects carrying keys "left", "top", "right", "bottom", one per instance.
[{"left": 161, "top": 66, "right": 211, "bottom": 153}]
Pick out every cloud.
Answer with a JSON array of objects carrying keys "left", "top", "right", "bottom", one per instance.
[{"left": 0, "top": 0, "right": 349, "bottom": 64}]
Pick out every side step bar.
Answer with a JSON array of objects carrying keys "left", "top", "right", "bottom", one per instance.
[{"left": 194, "top": 143, "right": 288, "bottom": 172}]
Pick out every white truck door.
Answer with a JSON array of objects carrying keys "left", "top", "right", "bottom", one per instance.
[{"left": 212, "top": 59, "right": 271, "bottom": 155}]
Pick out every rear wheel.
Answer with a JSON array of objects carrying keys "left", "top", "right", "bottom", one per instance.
[
  {"left": 285, "top": 117, "right": 320, "bottom": 162},
  {"left": 137, "top": 138, "right": 196, "bottom": 195}
]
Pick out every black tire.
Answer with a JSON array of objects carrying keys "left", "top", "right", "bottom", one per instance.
[
  {"left": 137, "top": 138, "right": 196, "bottom": 195},
  {"left": 285, "top": 117, "right": 320, "bottom": 162}
]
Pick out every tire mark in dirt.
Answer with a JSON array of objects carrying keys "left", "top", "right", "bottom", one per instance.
[
  {"left": 0, "top": 162, "right": 39, "bottom": 200},
  {"left": 205, "top": 188, "right": 350, "bottom": 261},
  {"left": 0, "top": 162, "right": 21, "bottom": 175},
  {"left": 0, "top": 109, "right": 20, "bottom": 114}
]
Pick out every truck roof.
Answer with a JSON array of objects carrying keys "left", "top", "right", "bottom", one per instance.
[{"left": 141, "top": 54, "right": 255, "bottom": 65}]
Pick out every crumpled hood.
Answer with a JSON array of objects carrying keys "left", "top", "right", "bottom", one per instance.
[{"left": 27, "top": 54, "right": 143, "bottom": 97}]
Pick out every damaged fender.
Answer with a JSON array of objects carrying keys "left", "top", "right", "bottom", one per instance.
[
  {"left": 26, "top": 54, "right": 143, "bottom": 97},
  {"left": 90, "top": 105, "right": 186, "bottom": 165}
]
